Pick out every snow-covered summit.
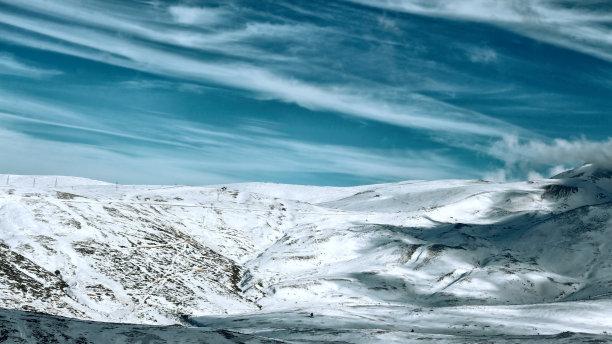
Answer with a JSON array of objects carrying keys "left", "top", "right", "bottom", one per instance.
[{"left": 552, "top": 163, "right": 612, "bottom": 181}]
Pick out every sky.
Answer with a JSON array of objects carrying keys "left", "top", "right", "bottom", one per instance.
[{"left": 0, "top": 0, "right": 610, "bottom": 185}]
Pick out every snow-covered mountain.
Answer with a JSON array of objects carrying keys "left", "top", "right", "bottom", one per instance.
[{"left": 0, "top": 164, "right": 611, "bottom": 342}]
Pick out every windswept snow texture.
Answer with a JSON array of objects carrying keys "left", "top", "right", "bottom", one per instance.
[{"left": 0, "top": 164, "right": 611, "bottom": 342}]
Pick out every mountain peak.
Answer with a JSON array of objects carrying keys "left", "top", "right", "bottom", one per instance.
[{"left": 551, "top": 163, "right": 612, "bottom": 180}]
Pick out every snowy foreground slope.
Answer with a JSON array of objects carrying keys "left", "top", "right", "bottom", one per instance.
[{"left": 0, "top": 164, "right": 611, "bottom": 343}]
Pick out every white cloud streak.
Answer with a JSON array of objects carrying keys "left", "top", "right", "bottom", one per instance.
[
  {"left": 348, "top": 0, "right": 612, "bottom": 62},
  {"left": 0, "top": 1, "right": 524, "bottom": 138},
  {"left": 466, "top": 47, "right": 498, "bottom": 64},
  {"left": 0, "top": 119, "right": 475, "bottom": 184},
  {"left": 168, "top": 5, "right": 228, "bottom": 26},
  {"left": 0, "top": 127, "right": 231, "bottom": 185},
  {"left": 0, "top": 88, "right": 475, "bottom": 184},
  {"left": 0, "top": 53, "right": 61, "bottom": 78},
  {"left": 0, "top": 89, "right": 88, "bottom": 124},
  {"left": 0, "top": 0, "right": 308, "bottom": 61},
  {"left": 9, "top": 0, "right": 601, "bottom": 184}
]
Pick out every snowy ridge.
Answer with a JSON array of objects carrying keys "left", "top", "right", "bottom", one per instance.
[
  {"left": 0, "top": 165, "right": 611, "bottom": 342},
  {"left": 0, "top": 174, "right": 110, "bottom": 188}
]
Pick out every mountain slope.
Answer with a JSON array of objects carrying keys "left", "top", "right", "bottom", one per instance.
[{"left": 0, "top": 165, "right": 610, "bottom": 341}]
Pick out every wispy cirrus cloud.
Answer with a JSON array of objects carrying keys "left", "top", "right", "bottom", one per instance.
[
  {"left": 348, "top": 0, "right": 612, "bottom": 62},
  {"left": 0, "top": 89, "right": 88, "bottom": 124},
  {"left": 0, "top": 0, "right": 311, "bottom": 61},
  {"left": 466, "top": 47, "right": 498, "bottom": 64},
  {"left": 0, "top": 0, "right": 608, "bottom": 185},
  {"left": 0, "top": 88, "right": 475, "bottom": 184},
  {"left": 168, "top": 5, "right": 228, "bottom": 26},
  {"left": 0, "top": 112, "right": 475, "bottom": 185},
  {"left": 0, "top": 0, "right": 523, "bottom": 138},
  {"left": 0, "top": 53, "right": 61, "bottom": 78}
]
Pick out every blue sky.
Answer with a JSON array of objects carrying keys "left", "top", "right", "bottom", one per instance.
[{"left": 0, "top": 0, "right": 610, "bottom": 185}]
